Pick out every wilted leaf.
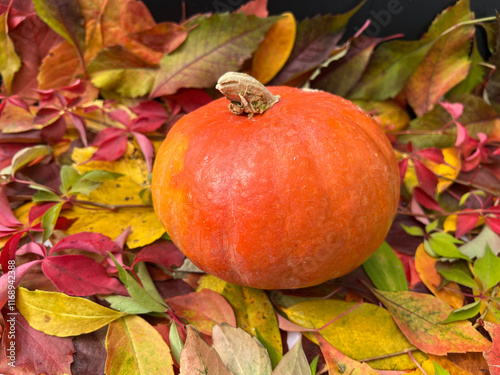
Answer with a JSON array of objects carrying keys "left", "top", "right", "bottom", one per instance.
[
  {"left": 16, "top": 287, "right": 126, "bottom": 337},
  {"left": 198, "top": 275, "right": 283, "bottom": 357},
  {"left": 151, "top": 13, "right": 278, "bottom": 97},
  {"left": 280, "top": 299, "right": 422, "bottom": 370},
  {"left": 362, "top": 241, "right": 409, "bottom": 292},
  {"left": 105, "top": 315, "right": 174, "bottom": 375},
  {"left": 212, "top": 323, "right": 272, "bottom": 375},
  {"left": 0, "top": 9, "right": 21, "bottom": 92},
  {"left": 372, "top": 288, "right": 492, "bottom": 355},
  {"left": 404, "top": 0, "right": 474, "bottom": 116},
  {"left": 129, "top": 22, "right": 188, "bottom": 54},
  {"left": 179, "top": 325, "right": 231, "bottom": 375},
  {"left": 315, "top": 332, "right": 379, "bottom": 374},
  {"left": 272, "top": 336, "right": 309, "bottom": 375},
  {"left": 251, "top": 12, "right": 296, "bottom": 84},
  {"left": 415, "top": 244, "right": 464, "bottom": 309},
  {"left": 167, "top": 289, "right": 236, "bottom": 335}
]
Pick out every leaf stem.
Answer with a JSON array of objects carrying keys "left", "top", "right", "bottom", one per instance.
[
  {"left": 357, "top": 346, "right": 418, "bottom": 362},
  {"left": 72, "top": 199, "right": 151, "bottom": 211}
]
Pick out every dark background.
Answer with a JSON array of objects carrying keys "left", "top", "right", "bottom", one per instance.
[{"left": 143, "top": 0, "right": 499, "bottom": 41}]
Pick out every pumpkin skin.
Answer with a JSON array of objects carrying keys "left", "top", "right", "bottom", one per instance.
[{"left": 152, "top": 86, "right": 400, "bottom": 289}]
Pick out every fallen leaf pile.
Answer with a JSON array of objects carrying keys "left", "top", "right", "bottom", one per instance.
[{"left": 1, "top": 0, "right": 500, "bottom": 373}]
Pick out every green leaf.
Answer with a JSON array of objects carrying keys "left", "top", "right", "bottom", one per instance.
[
  {"left": 41, "top": 202, "right": 63, "bottom": 242},
  {"left": 474, "top": 245, "right": 500, "bottom": 291},
  {"left": 426, "top": 220, "right": 439, "bottom": 233},
  {"left": 169, "top": 322, "right": 184, "bottom": 364},
  {"left": 101, "top": 295, "right": 153, "bottom": 315},
  {"left": 60, "top": 165, "right": 80, "bottom": 195},
  {"left": 309, "top": 355, "right": 319, "bottom": 375},
  {"left": 442, "top": 300, "right": 481, "bottom": 324},
  {"left": 4, "top": 145, "right": 52, "bottom": 175},
  {"left": 151, "top": 13, "right": 278, "bottom": 97},
  {"left": 434, "top": 361, "right": 451, "bottom": 375},
  {"left": 70, "top": 169, "right": 123, "bottom": 196},
  {"left": 272, "top": 336, "right": 310, "bottom": 375},
  {"left": 363, "top": 242, "right": 409, "bottom": 291},
  {"left": 424, "top": 239, "right": 440, "bottom": 258},
  {"left": 459, "top": 224, "right": 500, "bottom": 258},
  {"left": 135, "top": 262, "right": 168, "bottom": 306},
  {"left": 87, "top": 46, "right": 157, "bottom": 98},
  {"left": 17, "top": 287, "right": 126, "bottom": 337},
  {"left": 32, "top": 190, "right": 64, "bottom": 203},
  {"left": 429, "top": 232, "right": 469, "bottom": 260},
  {"left": 0, "top": 10, "right": 21, "bottom": 93},
  {"left": 109, "top": 253, "right": 167, "bottom": 313},
  {"left": 32, "top": 0, "right": 85, "bottom": 57},
  {"left": 401, "top": 224, "right": 425, "bottom": 237},
  {"left": 256, "top": 329, "right": 282, "bottom": 369},
  {"left": 436, "top": 261, "right": 478, "bottom": 290}
]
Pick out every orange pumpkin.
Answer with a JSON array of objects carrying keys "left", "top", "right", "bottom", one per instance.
[{"left": 152, "top": 73, "right": 399, "bottom": 289}]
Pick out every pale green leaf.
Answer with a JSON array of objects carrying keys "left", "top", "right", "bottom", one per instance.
[{"left": 363, "top": 241, "right": 408, "bottom": 291}]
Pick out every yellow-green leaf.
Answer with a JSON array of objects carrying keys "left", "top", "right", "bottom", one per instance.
[
  {"left": 198, "top": 275, "right": 282, "bottom": 356},
  {"left": 16, "top": 287, "right": 126, "bottom": 337},
  {"left": 0, "top": 10, "right": 21, "bottom": 93},
  {"left": 280, "top": 299, "right": 425, "bottom": 370},
  {"left": 105, "top": 315, "right": 174, "bottom": 375}
]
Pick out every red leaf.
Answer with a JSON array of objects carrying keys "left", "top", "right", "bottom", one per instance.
[
  {"left": 132, "top": 240, "right": 185, "bottom": 270},
  {"left": 88, "top": 134, "right": 128, "bottom": 162},
  {"left": 440, "top": 101, "right": 463, "bottom": 119},
  {"left": 108, "top": 109, "right": 130, "bottom": 126},
  {"left": 34, "top": 107, "right": 61, "bottom": 124},
  {"left": 0, "top": 233, "right": 23, "bottom": 272},
  {"left": 0, "top": 188, "right": 20, "bottom": 227},
  {"left": 60, "top": 79, "right": 86, "bottom": 94},
  {"left": 42, "top": 255, "right": 127, "bottom": 296},
  {"left": 41, "top": 116, "right": 67, "bottom": 144},
  {"left": 455, "top": 122, "right": 469, "bottom": 148},
  {"left": 413, "top": 187, "right": 444, "bottom": 212},
  {"left": 92, "top": 127, "right": 125, "bottom": 146},
  {"left": 17, "top": 242, "right": 46, "bottom": 257},
  {"left": 484, "top": 321, "right": 500, "bottom": 375},
  {"left": 131, "top": 100, "right": 168, "bottom": 119},
  {"left": 237, "top": 0, "right": 268, "bottom": 17},
  {"left": 455, "top": 210, "right": 480, "bottom": 238},
  {"left": 67, "top": 113, "right": 88, "bottom": 146},
  {"left": 415, "top": 148, "right": 445, "bottom": 164},
  {"left": 0, "top": 143, "right": 25, "bottom": 170},
  {"left": 132, "top": 131, "right": 154, "bottom": 172},
  {"left": 50, "top": 232, "right": 121, "bottom": 256},
  {"left": 485, "top": 217, "right": 500, "bottom": 235},
  {"left": 0, "top": 260, "right": 41, "bottom": 309},
  {"left": 0, "top": 312, "right": 75, "bottom": 375},
  {"left": 129, "top": 22, "right": 189, "bottom": 54},
  {"left": 167, "top": 89, "right": 213, "bottom": 114},
  {"left": 414, "top": 159, "right": 438, "bottom": 197},
  {"left": 131, "top": 117, "right": 165, "bottom": 133},
  {"left": 398, "top": 158, "right": 408, "bottom": 183},
  {"left": 29, "top": 202, "right": 57, "bottom": 224}
]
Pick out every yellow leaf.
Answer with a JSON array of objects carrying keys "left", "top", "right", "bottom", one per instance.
[
  {"left": 66, "top": 145, "right": 165, "bottom": 248},
  {"left": 407, "top": 356, "right": 473, "bottom": 375},
  {"left": 251, "top": 13, "right": 296, "bottom": 84},
  {"left": 280, "top": 299, "right": 426, "bottom": 370},
  {"left": 415, "top": 244, "right": 464, "bottom": 309},
  {"left": 404, "top": 148, "right": 461, "bottom": 194},
  {"left": 16, "top": 287, "right": 126, "bottom": 337},
  {"left": 354, "top": 99, "right": 410, "bottom": 131},
  {"left": 105, "top": 315, "right": 174, "bottom": 375},
  {"left": 444, "top": 214, "right": 457, "bottom": 233},
  {"left": 198, "top": 274, "right": 282, "bottom": 355}
]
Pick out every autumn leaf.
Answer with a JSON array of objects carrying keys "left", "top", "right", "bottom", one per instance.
[
  {"left": 0, "top": 6, "right": 21, "bottom": 93},
  {"left": 105, "top": 315, "right": 174, "bottom": 375},
  {"left": 483, "top": 321, "right": 500, "bottom": 374},
  {"left": 151, "top": 13, "right": 278, "bottom": 97},
  {"left": 251, "top": 12, "right": 296, "bottom": 84},
  {"left": 372, "top": 288, "right": 492, "bottom": 355},
  {"left": 16, "top": 287, "right": 126, "bottom": 337},
  {"left": 272, "top": 336, "right": 310, "bottom": 375}
]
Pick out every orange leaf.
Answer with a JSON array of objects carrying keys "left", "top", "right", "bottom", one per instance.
[
  {"left": 38, "top": 40, "right": 81, "bottom": 90},
  {"left": 251, "top": 12, "right": 296, "bottom": 84},
  {"left": 415, "top": 244, "right": 464, "bottom": 309}
]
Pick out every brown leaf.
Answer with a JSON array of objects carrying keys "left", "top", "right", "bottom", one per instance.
[{"left": 129, "top": 22, "right": 189, "bottom": 54}]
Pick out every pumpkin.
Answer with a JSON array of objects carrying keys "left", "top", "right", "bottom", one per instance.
[{"left": 152, "top": 72, "right": 400, "bottom": 290}]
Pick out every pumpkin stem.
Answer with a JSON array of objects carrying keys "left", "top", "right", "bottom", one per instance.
[{"left": 216, "top": 72, "right": 280, "bottom": 117}]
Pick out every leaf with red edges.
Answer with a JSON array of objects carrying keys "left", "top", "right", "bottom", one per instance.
[
  {"left": 484, "top": 322, "right": 500, "bottom": 375},
  {"left": 42, "top": 254, "right": 127, "bottom": 296},
  {"left": 456, "top": 210, "right": 480, "bottom": 238},
  {"left": 372, "top": 288, "right": 492, "bottom": 355},
  {"left": 50, "top": 231, "right": 121, "bottom": 256},
  {"left": 132, "top": 240, "right": 185, "bottom": 270},
  {"left": 416, "top": 148, "right": 445, "bottom": 164},
  {"left": 414, "top": 159, "right": 439, "bottom": 197},
  {"left": 413, "top": 187, "right": 444, "bottom": 212}
]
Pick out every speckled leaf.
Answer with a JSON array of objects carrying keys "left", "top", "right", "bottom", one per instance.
[
  {"left": 167, "top": 289, "right": 236, "bottom": 335},
  {"left": 272, "top": 336, "right": 309, "bottom": 375},
  {"left": 151, "top": 13, "right": 278, "bottom": 97},
  {"left": 105, "top": 315, "right": 174, "bottom": 375},
  {"left": 372, "top": 289, "right": 492, "bottom": 355},
  {"left": 0, "top": 10, "right": 21, "bottom": 93},
  {"left": 404, "top": 0, "right": 474, "bottom": 116},
  {"left": 315, "top": 332, "right": 379, "bottom": 374},
  {"left": 279, "top": 299, "right": 423, "bottom": 370},
  {"left": 16, "top": 287, "right": 126, "bottom": 337},
  {"left": 483, "top": 321, "right": 500, "bottom": 374},
  {"left": 212, "top": 323, "right": 272, "bottom": 375},
  {"left": 179, "top": 325, "right": 232, "bottom": 375},
  {"left": 198, "top": 275, "right": 282, "bottom": 356}
]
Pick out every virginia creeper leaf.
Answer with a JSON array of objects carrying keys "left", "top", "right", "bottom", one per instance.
[
  {"left": 429, "top": 232, "right": 468, "bottom": 260},
  {"left": 436, "top": 260, "right": 478, "bottom": 290},
  {"left": 473, "top": 245, "right": 500, "bottom": 291},
  {"left": 41, "top": 201, "right": 63, "bottom": 242},
  {"left": 105, "top": 315, "right": 174, "bottom": 375},
  {"left": 16, "top": 287, "right": 126, "bottom": 337},
  {"left": 442, "top": 300, "right": 481, "bottom": 324},
  {"left": 50, "top": 231, "right": 121, "bottom": 255},
  {"left": 132, "top": 240, "right": 185, "bottom": 270},
  {"left": 4, "top": 145, "right": 51, "bottom": 175},
  {"left": 272, "top": 336, "right": 309, "bottom": 375},
  {"left": 151, "top": 13, "right": 278, "bottom": 97},
  {"left": 372, "top": 288, "right": 492, "bottom": 355},
  {"left": 0, "top": 260, "right": 41, "bottom": 309},
  {"left": 0, "top": 9, "right": 21, "bottom": 93},
  {"left": 32, "top": 190, "right": 64, "bottom": 203},
  {"left": 212, "top": 323, "right": 272, "bottom": 375},
  {"left": 363, "top": 241, "right": 409, "bottom": 292},
  {"left": 60, "top": 165, "right": 80, "bottom": 194},
  {"left": 135, "top": 261, "right": 166, "bottom": 305},
  {"left": 483, "top": 321, "right": 500, "bottom": 374},
  {"left": 179, "top": 325, "right": 232, "bottom": 374}
]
